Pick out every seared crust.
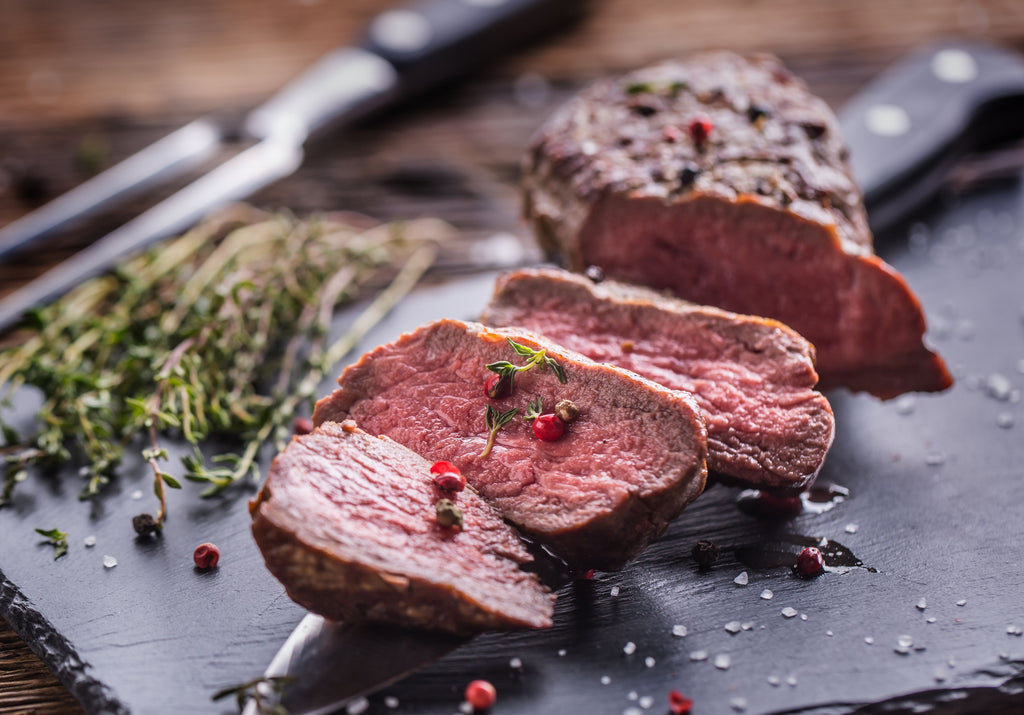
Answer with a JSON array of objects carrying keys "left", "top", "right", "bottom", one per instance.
[
  {"left": 522, "top": 52, "right": 951, "bottom": 398},
  {"left": 251, "top": 421, "right": 555, "bottom": 634}
]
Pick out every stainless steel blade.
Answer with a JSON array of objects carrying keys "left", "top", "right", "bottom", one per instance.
[
  {"left": 0, "top": 139, "right": 302, "bottom": 332},
  {"left": 242, "top": 614, "right": 467, "bottom": 715},
  {"left": 0, "top": 119, "right": 221, "bottom": 259}
]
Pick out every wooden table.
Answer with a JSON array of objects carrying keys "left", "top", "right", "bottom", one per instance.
[{"left": 3, "top": 1, "right": 1024, "bottom": 712}]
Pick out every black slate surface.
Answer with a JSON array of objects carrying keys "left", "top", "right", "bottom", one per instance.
[{"left": 2, "top": 178, "right": 1024, "bottom": 715}]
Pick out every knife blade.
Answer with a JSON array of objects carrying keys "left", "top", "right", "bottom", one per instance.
[{"left": 0, "top": 0, "right": 589, "bottom": 333}]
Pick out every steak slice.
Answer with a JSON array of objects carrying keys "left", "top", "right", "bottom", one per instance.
[
  {"left": 313, "top": 318, "right": 708, "bottom": 571},
  {"left": 251, "top": 420, "right": 555, "bottom": 634},
  {"left": 522, "top": 51, "right": 952, "bottom": 399},
  {"left": 481, "top": 267, "right": 834, "bottom": 490}
]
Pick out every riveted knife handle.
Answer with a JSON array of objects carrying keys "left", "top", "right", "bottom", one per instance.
[
  {"left": 361, "top": 0, "right": 589, "bottom": 94},
  {"left": 839, "top": 41, "right": 1024, "bottom": 231}
]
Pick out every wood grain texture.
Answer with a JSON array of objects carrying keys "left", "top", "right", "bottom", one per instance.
[{"left": 3, "top": 0, "right": 1024, "bottom": 712}]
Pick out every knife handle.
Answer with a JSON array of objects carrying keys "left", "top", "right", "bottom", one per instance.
[
  {"left": 361, "top": 0, "right": 589, "bottom": 93},
  {"left": 839, "top": 41, "right": 1024, "bottom": 220}
]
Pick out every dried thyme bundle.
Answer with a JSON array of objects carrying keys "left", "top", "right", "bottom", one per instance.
[{"left": 0, "top": 205, "right": 448, "bottom": 530}]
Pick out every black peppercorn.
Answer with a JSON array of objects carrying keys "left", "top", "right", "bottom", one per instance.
[
  {"left": 679, "top": 163, "right": 700, "bottom": 188},
  {"left": 691, "top": 539, "right": 720, "bottom": 570},
  {"left": 584, "top": 265, "right": 605, "bottom": 283},
  {"left": 747, "top": 105, "right": 770, "bottom": 123},
  {"left": 132, "top": 513, "right": 160, "bottom": 537}
]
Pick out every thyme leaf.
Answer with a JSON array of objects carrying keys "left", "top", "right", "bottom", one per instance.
[
  {"left": 524, "top": 396, "right": 543, "bottom": 422},
  {"left": 0, "top": 207, "right": 447, "bottom": 531},
  {"left": 35, "top": 527, "right": 69, "bottom": 560},
  {"left": 212, "top": 675, "right": 295, "bottom": 714},
  {"left": 484, "top": 339, "right": 567, "bottom": 396},
  {"left": 481, "top": 405, "right": 518, "bottom": 458}
]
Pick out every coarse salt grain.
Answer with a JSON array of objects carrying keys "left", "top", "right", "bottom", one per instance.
[
  {"left": 781, "top": 607, "right": 798, "bottom": 618},
  {"left": 956, "top": 599, "right": 967, "bottom": 607},
  {"left": 672, "top": 624, "right": 687, "bottom": 637},
  {"left": 725, "top": 621, "right": 742, "bottom": 634},
  {"left": 509, "top": 657, "right": 523, "bottom": 669},
  {"left": 623, "top": 641, "right": 637, "bottom": 655},
  {"left": 639, "top": 695, "right": 654, "bottom": 708},
  {"left": 760, "top": 589, "right": 774, "bottom": 600},
  {"left": 689, "top": 650, "right": 708, "bottom": 662},
  {"left": 916, "top": 598, "right": 927, "bottom": 611},
  {"left": 610, "top": 585, "right": 620, "bottom": 597},
  {"left": 601, "top": 675, "right": 611, "bottom": 685},
  {"left": 83, "top": 535, "right": 97, "bottom": 547},
  {"left": 741, "top": 622, "right": 754, "bottom": 631},
  {"left": 786, "top": 675, "right": 798, "bottom": 687},
  {"left": 102, "top": 555, "right": 117, "bottom": 569},
  {"left": 644, "top": 657, "right": 656, "bottom": 668},
  {"left": 865, "top": 636, "right": 875, "bottom": 645},
  {"left": 845, "top": 523, "right": 859, "bottom": 534},
  {"left": 384, "top": 696, "right": 400, "bottom": 709},
  {"left": 714, "top": 654, "right": 731, "bottom": 670},
  {"left": 131, "top": 490, "right": 143, "bottom": 500},
  {"left": 733, "top": 571, "right": 749, "bottom": 586},
  {"left": 730, "top": 696, "right": 748, "bottom": 711},
  {"left": 800, "top": 614, "right": 808, "bottom": 621},
  {"left": 898, "top": 635, "right": 914, "bottom": 648},
  {"left": 558, "top": 649, "right": 567, "bottom": 656},
  {"left": 346, "top": 697, "right": 369, "bottom": 715}
]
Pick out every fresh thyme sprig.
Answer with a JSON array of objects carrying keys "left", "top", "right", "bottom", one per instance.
[
  {"left": 484, "top": 338, "right": 567, "bottom": 397},
  {"left": 212, "top": 675, "right": 295, "bottom": 715},
  {"left": 481, "top": 405, "right": 517, "bottom": 458},
  {"left": 34, "top": 527, "right": 69, "bottom": 560},
  {"left": 0, "top": 206, "right": 448, "bottom": 531}
]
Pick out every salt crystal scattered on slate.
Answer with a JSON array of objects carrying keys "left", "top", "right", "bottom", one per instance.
[
  {"left": 384, "top": 696, "right": 399, "bottom": 709},
  {"left": 956, "top": 599, "right": 967, "bottom": 607},
  {"left": 782, "top": 607, "right": 798, "bottom": 618},
  {"left": 102, "top": 555, "right": 117, "bottom": 568},
  {"left": 986, "top": 373, "right": 1012, "bottom": 400},
  {"left": 714, "top": 654, "right": 731, "bottom": 670},
  {"left": 845, "top": 523, "right": 859, "bottom": 534},
  {"left": 948, "top": 657, "right": 957, "bottom": 668},
  {"left": 623, "top": 708, "right": 642, "bottom": 715},
  {"left": 865, "top": 636, "right": 875, "bottom": 645},
  {"left": 733, "top": 571, "right": 749, "bottom": 586},
  {"left": 898, "top": 635, "right": 914, "bottom": 648},
  {"left": 925, "top": 453, "right": 946, "bottom": 466},
  {"left": 996, "top": 412, "right": 1015, "bottom": 429},
  {"left": 1006, "top": 624, "right": 1023, "bottom": 636},
  {"left": 459, "top": 700, "right": 473, "bottom": 714},
  {"left": 346, "top": 697, "right": 369, "bottom": 714},
  {"left": 895, "top": 396, "right": 916, "bottom": 415},
  {"left": 786, "top": 675, "right": 798, "bottom": 687},
  {"left": 767, "top": 675, "right": 781, "bottom": 687},
  {"left": 934, "top": 671, "right": 947, "bottom": 683},
  {"left": 601, "top": 676, "right": 611, "bottom": 685},
  {"left": 926, "top": 617, "right": 937, "bottom": 624},
  {"left": 623, "top": 641, "right": 637, "bottom": 655},
  {"left": 672, "top": 625, "right": 688, "bottom": 637},
  {"left": 689, "top": 650, "right": 708, "bottom": 662},
  {"left": 509, "top": 657, "right": 522, "bottom": 669},
  {"left": 760, "top": 589, "right": 774, "bottom": 600},
  {"left": 826, "top": 630, "right": 834, "bottom": 637},
  {"left": 131, "top": 490, "right": 143, "bottom": 500},
  {"left": 627, "top": 691, "right": 638, "bottom": 701},
  {"left": 639, "top": 695, "right": 654, "bottom": 708},
  {"left": 83, "top": 535, "right": 96, "bottom": 547},
  {"left": 645, "top": 657, "right": 656, "bottom": 668},
  {"left": 610, "top": 585, "right": 620, "bottom": 597},
  {"left": 800, "top": 614, "right": 808, "bottom": 621},
  {"left": 730, "top": 696, "right": 748, "bottom": 711},
  {"left": 558, "top": 649, "right": 567, "bottom": 657},
  {"left": 917, "top": 598, "right": 927, "bottom": 611},
  {"left": 725, "top": 621, "right": 742, "bottom": 634},
  {"left": 741, "top": 622, "right": 754, "bottom": 631}
]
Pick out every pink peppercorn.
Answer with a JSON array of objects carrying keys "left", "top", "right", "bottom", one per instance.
[
  {"left": 193, "top": 542, "right": 220, "bottom": 570},
  {"left": 668, "top": 690, "right": 693, "bottom": 714},
  {"left": 532, "top": 413, "right": 565, "bottom": 441},
  {"left": 293, "top": 417, "right": 314, "bottom": 435},
  {"left": 687, "top": 116, "right": 713, "bottom": 144},
  {"left": 465, "top": 680, "right": 496, "bottom": 710}
]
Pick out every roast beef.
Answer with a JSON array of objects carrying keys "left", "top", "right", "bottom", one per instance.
[
  {"left": 522, "top": 51, "right": 952, "bottom": 399},
  {"left": 251, "top": 420, "right": 555, "bottom": 634},
  {"left": 313, "top": 318, "right": 708, "bottom": 571},
  {"left": 481, "top": 267, "right": 834, "bottom": 490}
]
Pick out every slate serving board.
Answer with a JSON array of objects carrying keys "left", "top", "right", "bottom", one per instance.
[{"left": 2, "top": 175, "right": 1024, "bottom": 714}]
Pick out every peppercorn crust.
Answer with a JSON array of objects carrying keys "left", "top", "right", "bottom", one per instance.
[
  {"left": 313, "top": 318, "right": 709, "bottom": 571},
  {"left": 251, "top": 421, "right": 555, "bottom": 634},
  {"left": 522, "top": 51, "right": 951, "bottom": 398}
]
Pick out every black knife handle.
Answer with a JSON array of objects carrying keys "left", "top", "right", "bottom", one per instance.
[
  {"left": 839, "top": 41, "right": 1024, "bottom": 229},
  {"left": 361, "top": 0, "right": 589, "bottom": 93}
]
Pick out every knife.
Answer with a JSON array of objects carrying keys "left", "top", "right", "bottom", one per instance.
[
  {"left": 839, "top": 40, "right": 1024, "bottom": 233},
  {"left": 242, "top": 40, "right": 1024, "bottom": 715},
  {"left": 0, "top": 0, "right": 589, "bottom": 333}
]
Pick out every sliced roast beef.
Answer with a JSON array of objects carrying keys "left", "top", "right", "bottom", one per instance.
[
  {"left": 522, "top": 51, "right": 952, "bottom": 399},
  {"left": 481, "top": 267, "right": 834, "bottom": 490},
  {"left": 313, "top": 318, "right": 708, "bottom": 571},
  {"left": 251, "top": 420, "right": 555, "bottom": 634}
]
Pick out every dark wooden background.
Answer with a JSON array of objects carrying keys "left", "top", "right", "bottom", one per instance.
[{"left": 3, "top": 0, "right": 1024, "bottom": 712}]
